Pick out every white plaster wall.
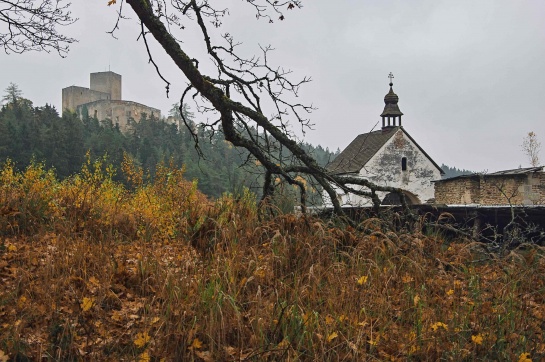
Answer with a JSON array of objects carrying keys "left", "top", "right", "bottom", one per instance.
[{"left": 325, "top": 129, "right": 442, "bottom": 207}]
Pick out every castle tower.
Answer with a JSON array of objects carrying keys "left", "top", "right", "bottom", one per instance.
[
  {"left": 62, "top": 71, "right": 160, "bottom": 132},
  {"left": 380, "top": 72, "right": 403, "bottom": 129},
  {"left": 90, "top": 71, "right": 122, "bottom": 100}
]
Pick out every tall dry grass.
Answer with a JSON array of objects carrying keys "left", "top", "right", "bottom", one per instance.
[{"left": 0, "top": 158, "right": 544, "bottom": 361}]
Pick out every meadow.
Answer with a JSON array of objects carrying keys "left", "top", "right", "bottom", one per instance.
[{"left": 0, "top": 157, "right": 544, "bottom": 361}]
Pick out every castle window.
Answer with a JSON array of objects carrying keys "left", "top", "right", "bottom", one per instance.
[{"left": 401, "top": 157, "right": 407, "bottom": 171}]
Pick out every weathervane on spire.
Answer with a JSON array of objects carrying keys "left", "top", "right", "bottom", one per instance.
[{"left": 388, "top": 72, "right": 394, "bottom": 86}]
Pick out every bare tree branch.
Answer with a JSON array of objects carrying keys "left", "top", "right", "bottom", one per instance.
[
  {"left": 120, "top": 0, "right": 408, "bottom": 222},
  {"left": 0, "top": 0, "right": 77, "bottom": 55}
]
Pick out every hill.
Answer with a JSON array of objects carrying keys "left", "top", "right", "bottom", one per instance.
[{"left": 0, "top": 87, "right": 337, "bottom": 203}]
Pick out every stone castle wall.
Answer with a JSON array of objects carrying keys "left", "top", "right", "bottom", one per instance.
[
  {"left": 77, "top": 100, "right": 161, "bottom": 132},
  {"left": 62, "top": 86, "right": 110, "bottom": 112}
]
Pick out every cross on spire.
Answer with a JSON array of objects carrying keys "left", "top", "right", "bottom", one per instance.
[{"left": 388, "top": 72, "right": 394, "bottom": 86}]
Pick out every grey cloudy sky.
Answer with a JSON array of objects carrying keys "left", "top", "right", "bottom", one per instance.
[{"left": 1, "top": 0, "right": 544, "bottom": 172}]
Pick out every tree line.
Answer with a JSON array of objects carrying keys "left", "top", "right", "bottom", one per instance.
[
  {"left": 0, "top": 83, "right": 337, "bottom": 202},
  {"left": 440, "top": 164, "right": 474, "bottom": 179}
]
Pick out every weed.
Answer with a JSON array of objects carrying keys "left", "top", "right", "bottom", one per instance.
[{"left": 0, "top": 161, "right": 544, "bottom": 360}]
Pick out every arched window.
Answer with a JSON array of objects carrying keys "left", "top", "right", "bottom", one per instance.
[{"left": 401, "top": 157, "right": 407, "bottom": 171}]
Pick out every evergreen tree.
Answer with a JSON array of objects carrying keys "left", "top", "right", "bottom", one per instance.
[
  {"left": 441, "top": 164, "right": 474, "bottom": 179},
  {"left": 2, "top": 82, "right": 23, "bottom": 105}
]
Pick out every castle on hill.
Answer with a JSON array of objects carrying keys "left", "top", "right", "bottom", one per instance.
[{"left": 62, "top": 71, "right": 160, "bottom": 131}]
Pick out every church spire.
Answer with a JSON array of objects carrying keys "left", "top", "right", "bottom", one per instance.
[{"left": 380, "top": 72, "right": 403, "bottom": 129}]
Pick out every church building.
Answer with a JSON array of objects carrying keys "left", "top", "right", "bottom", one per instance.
[{"left": 325, "top": 74, "right": 444, "bottom": 207}]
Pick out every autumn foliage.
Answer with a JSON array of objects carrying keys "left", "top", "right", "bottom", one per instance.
[{"left": 1, "top": 158, "right": 544, "bottom": 361}]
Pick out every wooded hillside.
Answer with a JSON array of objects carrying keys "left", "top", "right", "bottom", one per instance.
[{"left": 0, "top": 85, "right": 337, "bottom": 203}]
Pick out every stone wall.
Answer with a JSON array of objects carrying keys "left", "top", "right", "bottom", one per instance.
[
  {"left": 77, "top": 100, "right": 161, "bottom": 132},
  {"left": 435, "top": 172, "right": 545, "bottom": 206},
  {"left": 62, "top": 86, "right": 110, "bottom": 112},
  {"left": 434, "top": 178, "right": 479, "bottom": 204},
  {"left": 479, "top": 176, "right": 526, "bottom": 205},
  {"left": 525, "top": 172, "right": 545, "bottom": 205}
]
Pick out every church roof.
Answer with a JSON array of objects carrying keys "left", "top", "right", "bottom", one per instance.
[
  {"left": 326, "top": 127, "right": 399, "bottom": 174},
  {"left": 326, "top": 127, "right": 444, "bottom": 175}
]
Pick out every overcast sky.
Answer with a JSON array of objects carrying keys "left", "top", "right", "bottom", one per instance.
[{"left": 1, "top": 0, "right": 544, "bottom": 172}]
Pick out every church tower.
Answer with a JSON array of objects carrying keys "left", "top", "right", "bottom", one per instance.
[{"left": 380, "top": 72, "right": 403, "bottom": 129}]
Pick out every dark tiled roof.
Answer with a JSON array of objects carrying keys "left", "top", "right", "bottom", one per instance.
[
  {"left": 326, "top": 127, "right": 399, "bottom": 174},
  {"left": 434, "top": 166, "right": 544, "bottom": 183},
  {"left": 327, "top": 126, "right": 445, "bottom": 176}
]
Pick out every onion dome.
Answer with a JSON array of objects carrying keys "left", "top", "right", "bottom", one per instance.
[
  {"left": 380, "top": 82, "right": 403, "bottom": 118},
  {"left": 381, "top": 73, "right": 403, "bottom": 128}
]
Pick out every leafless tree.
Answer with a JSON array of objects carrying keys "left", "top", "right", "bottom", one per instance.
[
  {"left": 521, "top": 131, "right": 541, "bottom": 167},
  {"left": 109, "top": 0, "right": 409, "bottom": 221},
  {"left": 0, "top": 0, "right": 76, "bottom": 55}
]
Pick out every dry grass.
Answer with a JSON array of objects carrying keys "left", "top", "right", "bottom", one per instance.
[{"left": 1, "top": 158, "right": 544, "bottom": 361}]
